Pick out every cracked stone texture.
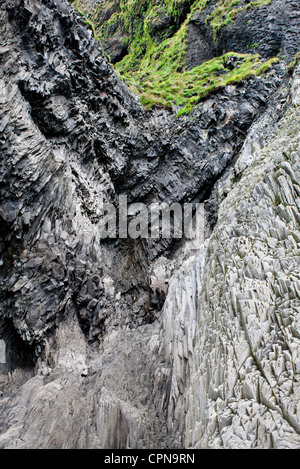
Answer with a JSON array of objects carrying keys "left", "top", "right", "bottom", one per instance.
[
  {"left": 71, "top": 1, "right": 300, "bottom": 69},
  {"left": 187, "top": 0, "right": 300, "bottom": 69},
  {"left": 0, "top": 0, "right": 299, "bottom": 449}
]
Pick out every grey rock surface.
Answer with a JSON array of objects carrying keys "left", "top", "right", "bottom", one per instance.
[
  {"left": 0, "top": 0, "right": 299, "bottom": 449},
  {"left": 186, "top": 0, "right": 300, "bottom": 69},
  {"left": 185, "top": 68, "right": 300, "bottom": 448}
]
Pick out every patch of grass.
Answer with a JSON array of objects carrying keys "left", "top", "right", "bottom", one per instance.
[
  {"left": 249, "top": 42, "right": 260, "bottom": 49},
  {"left": 207, "top": 0, "right": 272, "bottom": 37},
  {"left": 127, "top": 52, "right": 279, "bottom": 115},
  {"left": 73, "top": 0, "right": 277, "bottom": 114},
  {"left": 119, "top": 44, "right": 279, "bottom": 114},
  {"left": 175, "top": 54, "right": 279, "bottom": 115},
  {"left": 274, "top": 193, "right": 281, "bottom": 207}
]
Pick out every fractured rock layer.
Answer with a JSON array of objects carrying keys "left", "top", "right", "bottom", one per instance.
[{"left": 0, "top": 0, "right": 299, "bottom": 449}]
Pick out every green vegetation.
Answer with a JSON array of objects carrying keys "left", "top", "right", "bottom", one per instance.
[
  {"left": 287, "top": 51, "right": 300, "bottom": 74},
  {"left": 123, "top": 51, "right": 278, "bottom": 114},
  {"left": 73, "top": 0, "right": 277, "bottom": 115},
  {"left": 249, "top": 43, "right": 260, "bottom": 49}
]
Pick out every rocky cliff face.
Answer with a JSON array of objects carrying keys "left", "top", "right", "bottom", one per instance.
[{"left": 0, "top": 0, "right": 299, "bottom": 449}]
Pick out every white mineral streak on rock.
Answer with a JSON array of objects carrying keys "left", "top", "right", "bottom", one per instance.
[{"left": 185, "top": 65, "right": 300, "bottom": 449}]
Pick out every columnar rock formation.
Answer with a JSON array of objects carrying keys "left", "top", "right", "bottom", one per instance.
[{"left": 0, "top": 0, "right": 299, "bottom": 449}]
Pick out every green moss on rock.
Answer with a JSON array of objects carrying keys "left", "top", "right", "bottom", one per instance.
[{"left": 207, "top": 0, "right": 272, "bottom": 37}]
